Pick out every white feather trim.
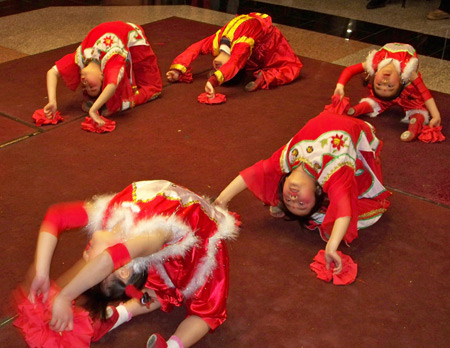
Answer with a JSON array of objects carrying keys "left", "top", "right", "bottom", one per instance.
[
  {"left": 181, "top": 208, "right": 239, "bottom": 298},
  {"left": 401, "top": 57, "right": 418, "bottom": 83},
  {"left": 403, "top": 109, "right": 430, "bottom": 124},
  {"left": 359, "top": 98, "right": 381, "bottom": 117},
  {"left": 129, "top": 215, "right": 198, "bottom": 274},
  {"left": 364, "top": 49, "right": 377, "bottom": 76},
  {"left": 86, "top": 194, "right": 115, "bottom": 237}
]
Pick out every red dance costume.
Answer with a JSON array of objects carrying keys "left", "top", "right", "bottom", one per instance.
[
  {"left": 170, "top": 13, "right": 303, "bottom": 89},
  {"left": 55, "top": 21, "right": 162, "bottom": 114},
  {"left": 50, "top": 180, "right": 238, "bottom": 330},
  {"left": 240, "top": 110, "right": 391, "bottom": 244},
  {"left": 339, "top": 43, "right": 430, "bottom": 124}
]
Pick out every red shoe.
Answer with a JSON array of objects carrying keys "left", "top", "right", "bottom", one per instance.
[
  {"left": 146, "top": 333, "right": 167, "bottom": 348},
  {"left": 91, "top": 306, "right": 119, "bottom": 342},
  {"left": 346, "top": 101, "right": 373, "bottom": 117},
  {"left": 400, "top": 113, "right": 425, "bottom": 142}
]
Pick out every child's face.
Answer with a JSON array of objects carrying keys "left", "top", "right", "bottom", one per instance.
[
  {"left": 81, "top": 71, "right": 102, "bottom": 97},
  {"left": 373, "top": 62, "right": 401, "bottom": 98},
  {"left": 213, "top": 51, "right": 231, "bottom": 71},
  {"left": 282, "top": 172, "right": 316, "bottom": 216}
]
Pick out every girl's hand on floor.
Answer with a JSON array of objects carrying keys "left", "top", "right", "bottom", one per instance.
[
  {"left": 325, "top": 248, "right": 343, "bottom": 275},
  {"left": 89, "top": 109, "right": 106, "bottom": 127},
  {"left": 29, "top": 274, "right": 50, "bottom": 303},
  {"left": 205, "top": 81, "right": 215, "bottom": 99},
  {"left": 50, "top": 294, "right": 74, "bottom": 332},
  {"left": 166, "top": 70, "right": 180, "bottom": 82},
  {"left": 43, "top": 102, "right": 57, "bottom": 118}
]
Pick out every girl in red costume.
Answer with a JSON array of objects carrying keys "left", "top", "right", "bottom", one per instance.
[
  {"left": 24, "top": 180, "right": 239, "bottom": 348},
  {"left": 333, "top": 43, "right": 442, "bottom": 142},
  {"left": 214, "top": 99, "right": 391, "bottom": 275},
  {"left": 166, "top": 12, "right": 303, "bottom": 98},
  {"left": 44, "top": 21, "right": 162, "bottom": 126}
]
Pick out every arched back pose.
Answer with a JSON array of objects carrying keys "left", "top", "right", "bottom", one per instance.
[
  {"left": 44, "top": 21, "right": 162, "bottom": 126},
  {"left": 166, "top": 13, "right": 302, "bottom": 98},
  {"left": 26, "top": 180, "right": 239, "bottom": 348},
  {"left": 215, "top": 104, "right": 390, "bottom": 274},
  {"left": 333, "top": 43, "right": 442, "bottom": 142}
]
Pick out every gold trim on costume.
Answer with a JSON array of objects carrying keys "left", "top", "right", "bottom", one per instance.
[{"left": 170, "top": 63, "right": 187, "bottom": 74}]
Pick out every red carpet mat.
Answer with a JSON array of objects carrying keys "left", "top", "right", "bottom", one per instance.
[{"left": 0, "top": 17, "right": 449, "bottom": 348}]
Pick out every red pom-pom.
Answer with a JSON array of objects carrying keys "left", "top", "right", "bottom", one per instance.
[
  {"left": 81, "top": 116, "right": 116, "bottom": 133},
  {"left": 32, "top": 109, "right": 64, "bottom": 126},
  {"left": 418, "top": 125, "right": 445, "bottom": 143},
  {"left": 310, "top": 250, "right": 358, "bottom": 285},
  {"left": 13, "top": 282, "right": 94, "bottom": 347}
]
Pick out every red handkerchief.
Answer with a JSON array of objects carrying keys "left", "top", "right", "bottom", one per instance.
[
  {"left": 13, "top": 282, "right": 94, "bottom": 348},
  {"left": 197, "top": 93, "right": 226, "bottom": 105},
  {"left": 324, "top": 95, "right": 351, "bottom": 115},
  {"left": 310, "top": 250, "right": 358, "bottom": 285},
  {"left": 418, "top": 125, "right": 445, "bottom": 143},
  {"left": 81, "top": 116, "right": 116, "bottom": 133},
  {"left": 32, "top": 109, "right": 64, "bottom": 126},
  {"left": 179, "top": 70, "right": 193, "bottom": 83}
]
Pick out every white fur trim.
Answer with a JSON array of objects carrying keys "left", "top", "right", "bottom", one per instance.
[
  {"left": 359, "top": 97, "right": 381, "bottom": 117},
  {"left": 364, "top": 49, "right": 377, "bottom": 76},
  {"left": 126, "top": 215, "right": 198, "bottom": 274},
  {"left": 377, "top": 58, "right": 401, "bottom": 76},
  {"left": 403, "top": 109, "right": 430, "bottom": 124},
  {"left": 401, "top": 57, "right": 418, "bottom": 83},
  {"left": 86, "top": 194, "right": 116, "bottom": 236},
  {"left": 181, "top": 207, "right": 239, "bottom": 298}
]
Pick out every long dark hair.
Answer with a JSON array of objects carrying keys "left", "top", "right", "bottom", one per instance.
[
  {"left": 276, "top": 172, "right": 325, "bottom": 225},
  {"left": 83, "top": 267, "right": 148, "bottom": 320}
]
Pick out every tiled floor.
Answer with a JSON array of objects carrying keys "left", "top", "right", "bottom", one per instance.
[{"left": 0, "top": 0, "right": 449, "bottom": 93}]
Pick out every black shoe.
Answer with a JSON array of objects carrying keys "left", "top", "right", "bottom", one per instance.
[{"left": 366, "top": 0, "right": 387, "bottom": 9}]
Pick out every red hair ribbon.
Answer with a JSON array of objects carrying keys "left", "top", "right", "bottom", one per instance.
[{"left": 125, "top": 285, "right": 153, "bottom": 308}]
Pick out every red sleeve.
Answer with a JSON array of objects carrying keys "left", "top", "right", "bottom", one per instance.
[
  {"left": 411, "top": 74, "right": 433, "bottom": 102},
  {"left": 337, "top": 63, "right": 365, "bottom": 86},
  {"left": 55, "top": 53, "right": 80, "bottom": 91},
  {"left": 103, "top": 55, "right": 126, "bottom": 86},
  {"left": 170, "top": 34, "right": 215, "bottom": 74},
  {"left": 240, "top": 146, "right": 285, "bottom": 206},
  {"left": 321, "top": 166, "right": 359, "bottom": 243},
  {"left": 209, "top": 43, "right": 251, "bottom": 86},
  {"left": 40, "top": 202, "right": 89, "bottom": 237}
]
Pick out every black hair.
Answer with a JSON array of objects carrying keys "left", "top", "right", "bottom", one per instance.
[
  {"left": 276, "top": 172, "right": 326, "bottom": 225},
  {"left": 83, "top": 267, "right": 148, "bottom": 320}
]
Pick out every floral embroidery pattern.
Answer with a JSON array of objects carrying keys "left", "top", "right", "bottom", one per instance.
[
  {"left": 306, "top": 146, "right": 313, "bottom": 153},
  {"left": 102, "top": 36, "right": 114, "bottom": 48},
  {"left": 331, "top": 134, "right": 346, "bottom": 151}
]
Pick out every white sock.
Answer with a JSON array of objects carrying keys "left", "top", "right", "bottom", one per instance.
[
  {"left": 110, "top": 304, "right": 132, "bottom": 331},
  {"left": 167, "top": 335, "right": 184, "bottom": 348}
]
